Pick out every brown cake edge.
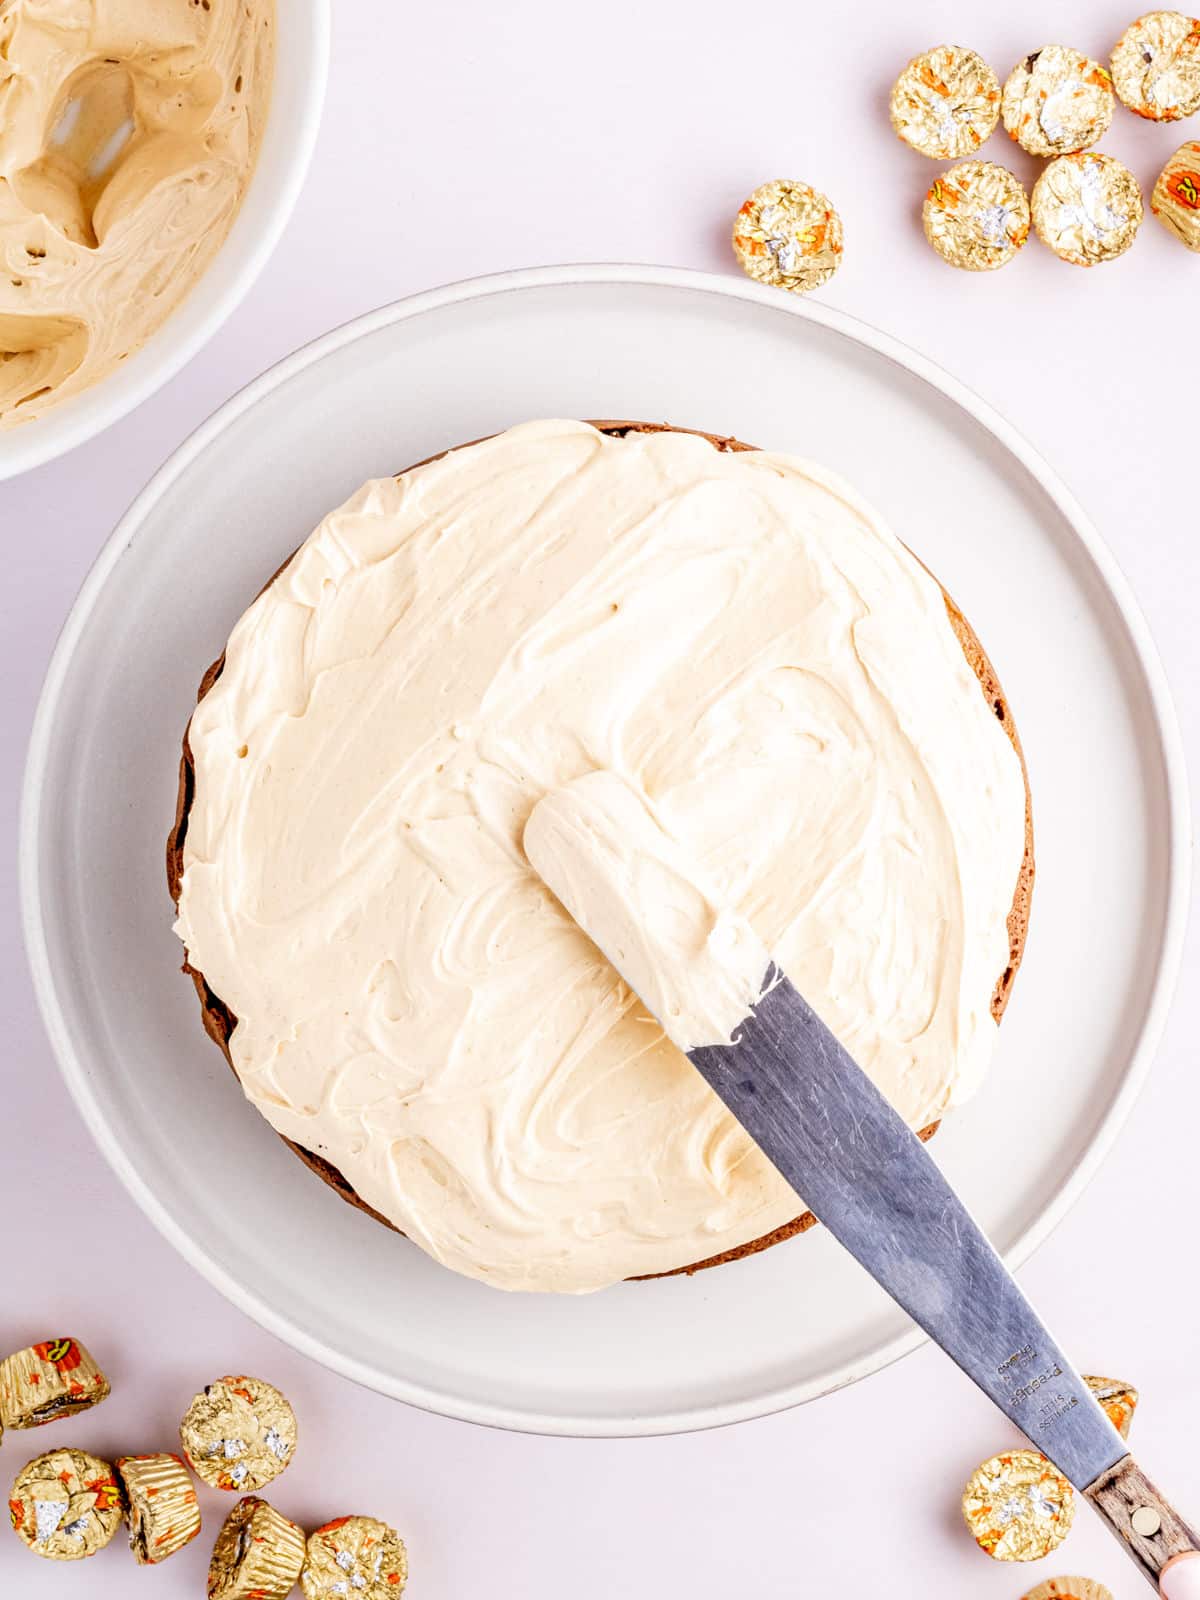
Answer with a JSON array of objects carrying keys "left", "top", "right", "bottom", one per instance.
[{"left": 166, "top": 420, "right": 1035, "bottom": 1279}]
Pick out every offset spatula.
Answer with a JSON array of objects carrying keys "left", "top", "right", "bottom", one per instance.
[{"left": 525, "top": 772, "right": 1198, "bottom": 1588}]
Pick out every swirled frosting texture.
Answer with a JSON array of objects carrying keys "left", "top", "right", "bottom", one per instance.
[
  {"left": 0, "top": 0, "right": 273, "bottom": 427},
  {"left": 175, "top": 420, "right": 1028, "bottom": 1293}
]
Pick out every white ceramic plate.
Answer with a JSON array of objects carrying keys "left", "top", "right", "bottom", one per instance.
[
  {"left": 0, "top": 1, "right": 330, "bottom": 481},
  {"left": 22, "top": 266, "right": 1189, "bottom": 1436}
]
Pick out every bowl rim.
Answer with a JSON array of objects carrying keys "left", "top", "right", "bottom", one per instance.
[
  {"left": 19, "top": 263, "right": 1193, "bottom": 1435},
  {"left": 0, "top": 0, "right": 332, "bottom": 482}
]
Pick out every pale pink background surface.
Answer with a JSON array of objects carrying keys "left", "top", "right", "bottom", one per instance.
[{"left": 2, "top": 2, "right": 1198, "bottom": 1594}]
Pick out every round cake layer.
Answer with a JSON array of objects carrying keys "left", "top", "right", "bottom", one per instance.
[{"left": 170, "top": 420, "right": 1032, "bottom": 1293}]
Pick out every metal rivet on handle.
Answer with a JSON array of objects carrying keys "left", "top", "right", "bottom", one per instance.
[{"left": 1131, "top": 1505, "right": 1162, "bottom": 1537}]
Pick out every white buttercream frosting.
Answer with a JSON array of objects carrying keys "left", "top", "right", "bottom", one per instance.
[{"left": 175, "top": 419, "right": 1028, "bottom": 1293}]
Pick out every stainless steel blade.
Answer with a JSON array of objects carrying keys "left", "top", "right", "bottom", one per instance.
[{"left": 687, "top": 966, "right": 1128, "bottom": 1491}]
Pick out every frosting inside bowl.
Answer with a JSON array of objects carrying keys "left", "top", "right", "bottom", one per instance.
[
  {"left": 175, "top": 420, "right": 1029, "bottom": 1293},
  {"left": 0, "top": 0, "right": 273, "bottom": 427}
]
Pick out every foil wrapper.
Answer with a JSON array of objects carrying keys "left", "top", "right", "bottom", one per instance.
[
  {"left": 1002, "top": 46, "right": 1115, "bottom": 155},
  {"left": 1152, "top": 140, "right": 1200, "bottom": 249},
  {"left": 1032, "top": 152, "right": 1143, "bottom": 265},
  {"left": 8, "top": 1447, "right": 124, "bottom": 1562},
  {"left": 301, "top": 1515, "right": 409, "bottom": 1599},
  {"left": 116, "top": 1452, "right": 202, "bottom": 1565},
  {"left": 181, "top": 1375, "right": 297, "bottom": 1492},
  {"left": 208, "top": 1495, "right": 306, "bottom": 1600},
  {"left": 732, "top": 180, "right": 843, "bottom": 293},
  {"left": 1083, "top": 1374, "right": 1139, "bottom": 1439},
  {"left": 923, "top": 160, "right": 1030, "bottom": 269},
  {"left": 1111, "top": 11, "right": 1200, "bottom": 120},
  {"left": 889, "top": 46, "right": 1001, "bottom": 159},
  {"left": 1022, "top": 1579, "right": 1114, "bottom": 1600},
  {"left": 962, "top": 1449, "right": 1075, "bottom": 1562},
  {"left": 0, "top": 1337, "right": 111, "bottom": 1429}
]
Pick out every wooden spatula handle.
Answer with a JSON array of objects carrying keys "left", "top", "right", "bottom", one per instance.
[{"left": 1086, "top": 1456, "right": 1200, "bottom": 1583}]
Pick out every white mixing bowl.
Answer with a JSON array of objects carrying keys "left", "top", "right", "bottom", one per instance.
[{"left": 0, "top": 2, "right": 330, "bottom": 482}]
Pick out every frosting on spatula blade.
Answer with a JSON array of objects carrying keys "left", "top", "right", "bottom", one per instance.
[{"left": 523, "top": 771, "right": 774, "bottom": 1055}]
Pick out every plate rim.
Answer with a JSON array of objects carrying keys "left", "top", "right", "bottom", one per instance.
[{"left": 20, "top": 263, "right": 1192, "bottom": 1436}]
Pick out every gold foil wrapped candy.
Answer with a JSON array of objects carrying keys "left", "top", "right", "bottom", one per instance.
[
  {"left": 923, "top": 161, "right": 1030, "bottom": 269},
  {"left": 1152, "top": 141, "right": 1200, "bottom": 248},
  {"left": 1002, "top": 46, "right": 1115, "bottom": 155},
  {"left": 301, "top": 1516, "right": 409, "bottom": 1599},
  {"left": 1111, "top": 11, "right": 1200, "bottom": 120},
  {"left": 890, "top": 46, "right": 1001, "bottom": 158},
  {"left": 1083, "top": 1374, "right": 1139, "bottom": 1439},
  {"left": 0, "top": 1337, "right": 110, "bottom": 1429},
  {"left": 732, "top": 179, "right": 844, "bottom": 293},
  {"left": 961, "top": 1448, "right": 1075, "bottom": 1561},
  {"left": 116, "top": 1452, "right": 201, "bottom": 1565},
  {"left": 208, "top": 1496, "right": 306, "bottom": 1600},
  {"left": 1032, "top": 152, "right": 1144, "bottom": 265},
  {"left": 8, "top": 1446, "right": 124, "bottom": 1561},
  {"left": 1022, "top": 1581, "right": 1114, "bottom": 1600},
  {"left": 181, "top": 1375, "right": 297, "bottom": 1492}
]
